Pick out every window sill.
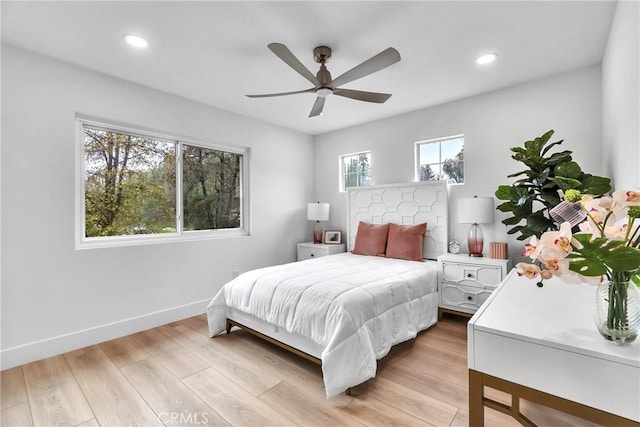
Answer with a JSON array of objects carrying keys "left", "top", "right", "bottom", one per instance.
[{"left": 75, "top": 229, "right": 250, "bottom": 250}]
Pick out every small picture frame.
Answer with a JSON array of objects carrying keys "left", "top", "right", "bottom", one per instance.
[{"left": 323, "top": 230, "right": 342, "bottom": 244}]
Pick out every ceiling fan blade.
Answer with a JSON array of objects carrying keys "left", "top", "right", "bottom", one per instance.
[
  {"left": 334, "top": 88, "right": 392, "bottom": 103},
  {"left": 309, "top": 97, "right": 325, "bottom": 117},
  {"left": 268, "top": 43, "right": 320, "bottom": 87},
  {"left": 330, "top": 47, "right": 401, "bottom": 88},
  {"left": 246, "top": 88, "right": 315, "bottom": 98}
]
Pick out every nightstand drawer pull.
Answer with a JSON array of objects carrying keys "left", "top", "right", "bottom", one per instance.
[
  {"left": 467, "top": 296, "right": 473, "bottom": 301},
  {"left": 467, "top": 273, "right": 473, "bottom": 278},
  {"left": 310, "top": 253, "right": 315, "bottom": 257}
]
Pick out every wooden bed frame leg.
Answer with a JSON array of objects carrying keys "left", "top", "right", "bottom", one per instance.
[{"left": 226, "top": 319, "right": 232, "bottom": 334}]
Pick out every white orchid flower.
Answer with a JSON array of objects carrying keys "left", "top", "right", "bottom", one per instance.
[
  {"left": 539, "top": 222, "right": 573, "bottom": 255},
  {"left": 516, "top": 263, "right": 541, "bottom": 279}
]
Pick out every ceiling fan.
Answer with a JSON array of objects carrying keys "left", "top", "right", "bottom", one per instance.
[{"left": 246, "top": 43, "right": 401, "bottom": 117}]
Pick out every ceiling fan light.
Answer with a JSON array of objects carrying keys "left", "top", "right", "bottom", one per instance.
[
  {"left": 124, "top": 34, "right": 149, "bottom": 49},
  {"left": 476, "top": 53, "right": 498, "bottom": 65},
  {"left": 316, "top": 87, "right": 333, "bottom": 98}
]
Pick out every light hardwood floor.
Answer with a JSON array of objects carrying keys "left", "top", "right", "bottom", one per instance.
[{"left": 1, "top": 314, "right": 600, "bottom": 426}]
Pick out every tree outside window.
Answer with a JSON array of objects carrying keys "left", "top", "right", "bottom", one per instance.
[
  {"left": 84, "top": 128, "right": 176, "bottom": 237},
  {"left": 182, "top": 145, "right": 241, "bottom": 231},
  {"left": 416, "top": 136, "right": 464, "bottom": 184}
]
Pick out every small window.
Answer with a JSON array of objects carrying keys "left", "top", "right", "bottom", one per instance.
[
  {"left": 340, "top": 151, "right": 371, "bottom": 191},
  {"left": 77, "top": 118, "right": 249, "bottom": 248},
  {"left": 415, "top": 135, "right": 464, "bottom": 183}
]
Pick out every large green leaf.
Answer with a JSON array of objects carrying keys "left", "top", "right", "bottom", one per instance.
[
  {"left": 495, "top": 185, "right": 515, "bottom": 201},
  {"left": 541, "top": 139, "right": 564, "bottom": 156},
  {"left": 526, "top": 213, "right": 555, "bottom": 233},
  {"left": 532, "top": 168, "right": 550, "bottom": 186},
  {"left": 538, "top": 130, "right": 554, "bottom": 144},
  {"left": 568, "top": 234, "right": 640, "bottom": 276},
  {"left": 520, "top": 157, "right": 544, "bottom": 170},
  {"left": 512, "top": 153, "right": 527, "bottom": 162},
  {"left": 551, "top": 176, "right": 583, "bottom": 190},
  {"left": 545, "top": 151, "right": 573, "bottom": 166},
  {"left": 496, "top": 201, "right": 516, "bottom": 212},
  {"left": 538, "top": 190, "right": 561, "bottom": 208},
  {"left": 524, "top": 130, "right": 554, "bottom": 156},
  {"left": 512, "top": 185, "right": 531, "bottom": 203},
  {"left": 524, "top": 139, "right": 542, "bottom": 156},
  {"left": 501, "top": 216, "right": 523, "bottom": 226},
  {"left": 554, "top": 161, "right": 582, "bottom": 179},
  {"left": 579, "top": 174, "right": 612, "bottom": 196}
]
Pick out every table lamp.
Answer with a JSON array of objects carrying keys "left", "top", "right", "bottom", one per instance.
[
  {"left": 458, "top": 196, "right": 495, "bottom": 257},
  {"left": 307, "top": 202, "right": 330, "bottom": 244}
]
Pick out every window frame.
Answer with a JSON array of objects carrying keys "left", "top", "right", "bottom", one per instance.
[
  {"left": 414, "top": 134, "right": 464, "bottom": 184},
  {"left": 75, "top": 116, "right": 250, "bottom": 249},
  {"left": 339, "top": 150, "right": 372, "bottom": 192}
]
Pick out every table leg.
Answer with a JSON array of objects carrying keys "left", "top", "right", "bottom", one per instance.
[{"left": 469, "top": 369, "right": 485, "bottom": 427}]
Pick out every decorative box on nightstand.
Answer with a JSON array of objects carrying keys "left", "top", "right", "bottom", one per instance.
[
  {"left": 297, "top": 242, "right": 346, "bottom": 261},
  {"left": 437, "top": 253, "right": 511, "bottom": 319}
]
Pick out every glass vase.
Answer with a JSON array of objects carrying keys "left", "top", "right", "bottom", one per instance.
[{"left": 594, "top": 280, "right": 640, "bottom": 345}]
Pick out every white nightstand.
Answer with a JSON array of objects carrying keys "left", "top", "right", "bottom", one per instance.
[
  {"left": 437, "top": 253, "right": 511, "bottom": 319},
  {"left": 297, "top": 242, "right": 346, "bottom": 261}
]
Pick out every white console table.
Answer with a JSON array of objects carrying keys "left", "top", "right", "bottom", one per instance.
[{"left": 468, "top": 270, "right": 640, "bottom": 426}]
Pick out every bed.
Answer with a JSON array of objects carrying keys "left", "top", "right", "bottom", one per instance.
[{"left": 206, "top": 181, "right": 448, "bottom": 397}]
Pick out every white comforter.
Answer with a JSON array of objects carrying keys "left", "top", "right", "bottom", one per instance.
[{"left": 206, "top": 252, "right": 438, "bottom": 397}]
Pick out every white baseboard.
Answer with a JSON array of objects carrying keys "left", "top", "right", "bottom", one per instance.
[{"left": 0, "top": 299, "right": 211, "bottom": 370}]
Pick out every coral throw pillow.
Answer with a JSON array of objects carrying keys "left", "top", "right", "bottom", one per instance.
[
  {"left": 352, "top": 222, "right": 390, "bottom": 256},
  {"left": 386, "top": 223, "right": 427, "bottom": 261}
]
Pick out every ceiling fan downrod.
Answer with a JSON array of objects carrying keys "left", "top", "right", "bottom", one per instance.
[{"left": 314, "top": 46, "right": 333, "bottom": 96}]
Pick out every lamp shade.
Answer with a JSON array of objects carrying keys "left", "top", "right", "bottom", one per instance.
[
  {"left": 307, "top": 202, "right": 330, "bottom": 221},
  {"left": 458, "top": 197, "right": 494, "bottom": 224}
]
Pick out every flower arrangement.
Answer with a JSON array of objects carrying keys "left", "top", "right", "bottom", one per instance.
[
  {"left": 517, "top": 189, "right": 640, "bottom": 344},
  {"left": 517, "top": 190, "right": 640, "bottom": 284}
]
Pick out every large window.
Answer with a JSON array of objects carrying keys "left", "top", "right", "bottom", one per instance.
[
  {"left": 182, "top": 145, "right": 241, "bottom": 231},
  {"left": 77, "top": 118, "right": 249, "bottom": 248},
  {"left": 340, "top": 151, "right": 371, "bottom": 191},
  {"left": 415, "top": 135, "right": 464, "bottom": 183}
]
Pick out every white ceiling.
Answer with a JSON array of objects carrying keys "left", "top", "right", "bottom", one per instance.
[{"left": 1, "top": 1, "right": 616, "bottom": 136}]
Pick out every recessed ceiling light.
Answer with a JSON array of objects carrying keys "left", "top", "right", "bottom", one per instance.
[
  {"left": 476, "top": 53, "right": 498, "bottom": 65},
  {"left": 124, "top": 34, "right": 149, "bottom": 49}
]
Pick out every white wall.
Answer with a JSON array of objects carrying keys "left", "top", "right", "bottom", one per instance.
[
  {"left": 603, "top": 0, "right": 640, "bottom": 190},
  {"left": 0, "top": 45, "right": 314, "bottom": 369},
  {"left": 314, "top": 65, "right": 603, "bottom": 261}
]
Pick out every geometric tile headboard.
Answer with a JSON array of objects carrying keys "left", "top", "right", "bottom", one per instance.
[{"left": 346, "top": 180, "right": 449, "bottom": 260}]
